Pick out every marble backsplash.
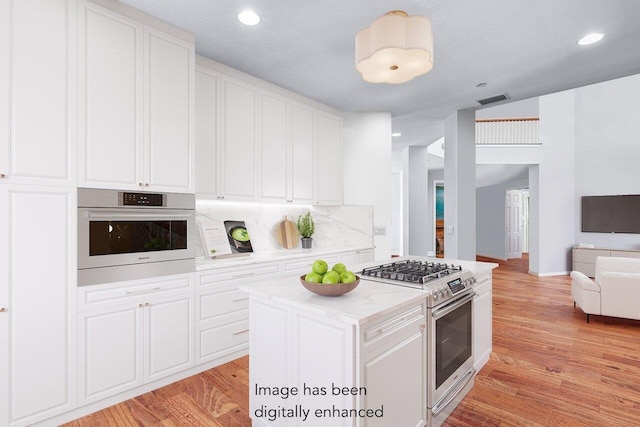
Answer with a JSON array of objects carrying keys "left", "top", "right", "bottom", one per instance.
[{"left": 194, "top": 201, "right": 373, "bottom": 258}]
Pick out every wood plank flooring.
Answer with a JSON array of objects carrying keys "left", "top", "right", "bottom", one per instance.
[{"left": 65, "top": 256, "right": 640, "bottom": 426}]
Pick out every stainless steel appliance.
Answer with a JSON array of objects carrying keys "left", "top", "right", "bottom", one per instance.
[
  {"left": 78, "top": 188, "right": 196, "bottom": 286},
  {"left": 361, "top": 260, "right": 476, "bottom": 427}
]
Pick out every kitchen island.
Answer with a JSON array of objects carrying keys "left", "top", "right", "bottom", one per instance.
[{"left": 240, "top": 257, "right": 497, "bottom": 427}]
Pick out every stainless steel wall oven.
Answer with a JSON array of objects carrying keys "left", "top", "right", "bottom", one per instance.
[{"left": 78, "top": 188, "right": 195, "bottom": 286}]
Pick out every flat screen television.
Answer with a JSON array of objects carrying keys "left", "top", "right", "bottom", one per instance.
[{"left": 581, "top": 195, "right": 640, "bottom": 233}]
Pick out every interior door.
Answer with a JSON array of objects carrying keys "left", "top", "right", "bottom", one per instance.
[{"left": 506, "top": 189, "right": 522, "bottom": 259}]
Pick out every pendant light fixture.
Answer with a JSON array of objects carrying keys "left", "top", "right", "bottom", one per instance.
[{"left": 355, "top": 10, "right": 433, "bottom": 84}]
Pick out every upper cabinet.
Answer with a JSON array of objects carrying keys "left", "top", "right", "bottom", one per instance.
[
  {"left": 78, "top": 0, "right": 195, "bottom": 193},
  {"left": 0, "top": 0, "right": 77, "bottom": 187},
  {"left": 194, "top": 56, "right": 342, "bottom": 205}
]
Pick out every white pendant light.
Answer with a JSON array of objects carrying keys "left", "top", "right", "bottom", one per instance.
[{"left": 355, "top": 10, "right": 433, "bottom": 84}]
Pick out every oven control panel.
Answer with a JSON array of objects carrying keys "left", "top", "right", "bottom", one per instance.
[
  {"left": 427, "top": 271, "right": 475, "bottom": 306},
  {"left": 120, "top": 192, "right": 164, "bottom": 207}
]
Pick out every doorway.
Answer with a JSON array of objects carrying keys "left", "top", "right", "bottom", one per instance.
[{"left": 434, "top": 181, "right": 444, "bottom": 258}]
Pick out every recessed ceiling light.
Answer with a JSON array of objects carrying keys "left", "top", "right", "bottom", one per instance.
[
  {"left": 392, "top": 132, "right": 402, "bottom": 137},
  {"left": 577, "top": 33, "right": 604, "bottom": 46},
  {"left": 238, "top": 10, "right": 260, "bottom": 26}
]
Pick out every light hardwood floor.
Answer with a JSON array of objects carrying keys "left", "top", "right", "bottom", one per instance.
[{"left": 65, "top": 256, "right": 640, "bottom": 426}]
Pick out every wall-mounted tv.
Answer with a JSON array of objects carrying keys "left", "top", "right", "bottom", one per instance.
[{"left": 582, "top": 195, "right": 640, "bottom": 233}]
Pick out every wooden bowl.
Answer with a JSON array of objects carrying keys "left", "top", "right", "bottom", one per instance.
[{"left": 299, "top": 275, "right": 360, "bottom": 296}]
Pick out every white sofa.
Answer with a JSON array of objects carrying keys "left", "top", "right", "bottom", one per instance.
[{"left": 570, "top": 256, "right": 640, "bottom": 323}]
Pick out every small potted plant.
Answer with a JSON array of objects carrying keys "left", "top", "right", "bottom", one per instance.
[{"left": 297, "top": 211, "right": 315, "bottom": 249}]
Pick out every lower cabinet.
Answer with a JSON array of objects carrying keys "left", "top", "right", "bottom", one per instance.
[
  {"left": 196, "top": 262, "right": 281, "bottom": 365},
  {"left": 77, "top": 274, "right": 195, "bottom": 405},
  {"left": 473, "top": 272, "right": 493, "bottom": 372},
  {"left": 248, "top": 295, "right": 426, "bottom": 427},
  {"left": 340, "top": 249, "right": 375, "bottom": 266}
]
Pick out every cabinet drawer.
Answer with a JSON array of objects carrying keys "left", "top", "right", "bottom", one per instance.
[
  {"left": 363, "top": 303, "right": 425, "bottom": 350},
  {"left": 614, "top": 251, "right": 640, "bottom": 259},
  {"left": 199, "top": 285, "right": 249, "bottom": 322},
  {"left": 78, "top": 273, "right": 194, "bottom": 310},
  {"left": 198, "top": 317, "right": 249, "bottom": 362},
  {"left": 198, "top": 262, "right": 281, "bottom": 288}
]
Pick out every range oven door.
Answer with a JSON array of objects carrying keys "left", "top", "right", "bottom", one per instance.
[
  {"left": 428, "top": 290, "right": 475, "bottom": 409},
  {"left": 78, "top": 207, "right": 195, "bottom": 272}
]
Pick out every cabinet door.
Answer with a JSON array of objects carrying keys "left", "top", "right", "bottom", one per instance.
[
  {"left": 473, "top": 280, "right": 492, "bottom": 372},
  {"left": 0, "top": 187, "right": 77, "bottom": 426},
  {"left": 145, "top": 27, "right": 194, "bottom": 192},
  {"left": 290, "top": 103, "right": 314, "bottom": 203},
  {"left": 195, "top": 66, "right": 220, "bottom": 198},
  {"left": 0, "top": 0, "right": 77, "bottom": 186},
  {"left": 78, "top": 1, "right": 143, "bottom": 189},
  {"left": 316, "top": 113, "right": 343, "bottom": 205},
  {"left": 78, "top": 304, "right": 144, "bottom": 405},
  {"left": 259, "top": 92, "right": 289, "bottom": 202},
  {"left": 221, "top": 77, "right": 258, "bottom": 200},
  {"left": 145, "top": 293, "right": 195, "bottom": 382}
]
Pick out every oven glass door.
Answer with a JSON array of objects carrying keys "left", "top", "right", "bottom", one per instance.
[
  {"left": 434, "top": 294, "right": 473, "bottom": 389},
  {"left": 78, "top": 208, "right": 194, "bottom": 269}
]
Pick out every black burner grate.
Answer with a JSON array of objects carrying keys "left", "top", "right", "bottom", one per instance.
[{"left": 361, "top": 260, "right": 462, "bottom": 284}]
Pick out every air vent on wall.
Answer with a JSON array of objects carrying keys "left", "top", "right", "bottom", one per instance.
[{"left": 477, "top": 93, "right": 510, "bottom": 106}]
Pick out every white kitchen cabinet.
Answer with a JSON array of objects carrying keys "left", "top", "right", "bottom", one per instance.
[
  {"left": 473, "top": 272, "right": 493, "bottom": 372},
  {"left": 78, "top": 0, "right": 194, "bottom": 193},
  {"left": 0, "top": 0, "right": 77, "bottom": 187},
  {"left": 259, "top": 91, "right": 289, "bottom": 202},
  {"left": 196, "top": 262, "right": 281, "bottom": 365},
  {"left": 195, "top": 64, "right": 220, "bottom": 199},
  {"left": 289, "top": 103, "right": 315, "bottom": 203},
  {"left": 220, "top": 76, "right": 259, "bottom": 200},
  {"left": 360, "top": 303, "right": 426, "bottom": 427},
  {"left": 315, "top": 112, "right": 343, "bottom": 205},
  {"left": 247, "top": 294, "right": 425, "bottom": 427},
  {"left": 0, "top": 186, "right": 77, "bottom": 427},
  {"left": 78, "top": 273, "right": 195, "bottom": 405},
  {"left": 281, "top": 253, "right": 341, "bottom": 276}
]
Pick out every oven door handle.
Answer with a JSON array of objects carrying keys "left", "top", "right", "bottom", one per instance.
[
  {"left": 432, "top": 291, "right": 475, "bottom": 320},
  {"left": 432, "top": 367, "right": 475, "bottom": 416},
  {"left": 88, "top": 211, "right": 193, "bottom": 220}
]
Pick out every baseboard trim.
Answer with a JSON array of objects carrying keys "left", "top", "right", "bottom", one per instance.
[{"left": 528, "top": 270, "right": 570, "bottom": 277}]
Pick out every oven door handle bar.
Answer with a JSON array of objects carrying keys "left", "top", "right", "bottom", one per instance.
[
  {"left": 432, "top": 291, "right": 475, "bottom": 320},
  {"left": 88, "top": 211, "right": 193, "bottom": 220},
  {"left": 432, "top": 367, "right": 475, "bottom": 416}
]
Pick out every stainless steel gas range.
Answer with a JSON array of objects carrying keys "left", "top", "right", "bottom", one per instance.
[{"left": 361, "top": 260, "right": 477, "bottom": 427}]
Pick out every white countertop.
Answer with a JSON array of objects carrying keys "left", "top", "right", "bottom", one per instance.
[
  {"left": 196, "top": 245, "right": 374, "bottom": 271},
  {"left": 239, "top": 256, "right": 498, "bottom": 325}
]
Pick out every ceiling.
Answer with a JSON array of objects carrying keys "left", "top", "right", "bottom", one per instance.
[{"left": 121, "top": 0, "right": 640, "bottom": 151}]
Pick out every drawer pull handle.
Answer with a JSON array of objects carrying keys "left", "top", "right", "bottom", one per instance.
[
  {"left": 0, "top": 307, "right": 7, "bottom": 312},
  {"left": 126, "top": 287, "right": 161, "bottom": 295},
  {"left": 233, "top": 297, "right": 249, "bottom": 302},
  {"left": 232, "top": 272, "right": 255, "bottom": 279},
  {"left": 233, "top": 329, "right": 249, "bottom": 335}
]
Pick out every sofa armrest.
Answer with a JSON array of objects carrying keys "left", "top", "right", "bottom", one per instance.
[{"left": 570, "top": 271, "right": 600, "bottom": 292}]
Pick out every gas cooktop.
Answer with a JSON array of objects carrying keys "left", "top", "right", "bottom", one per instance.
[{"left": 360, "top": 260, "right": 476, "bottom": 306}]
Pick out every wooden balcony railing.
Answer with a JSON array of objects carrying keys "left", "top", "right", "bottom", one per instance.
[{"left": 476, "top": 117, "right": 540, "bottom": 145}]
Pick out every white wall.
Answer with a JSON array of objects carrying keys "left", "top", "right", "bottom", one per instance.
[
  {"left": 342, "top": 112, "right": 392, "bottom": 260},
  {"left": 403, "top": 146, "right": 430, "bottom": 255},
  {"left": 574, "top": 73, "right": 640, "bottom": 250},
  {"left": 536, "top": 90, "right": 576, "bottom": 275},
  {"left": 444, "top": 109, "right": 476, "bottom": 261}
]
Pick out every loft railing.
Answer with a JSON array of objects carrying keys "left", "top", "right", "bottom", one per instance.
[{"left": 476, "top": 117, "right": 540, "bottom": 145}]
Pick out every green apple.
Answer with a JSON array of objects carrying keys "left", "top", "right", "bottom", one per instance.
[
  {"left": 322, "top": 271, "right": 341, "bottom": 284},
  {"left": 312, "top": 259, "right": 328, "bottom": 275},
  {"left": 332, "top": 263, "right": 347, "bottom": 275},
  {"left": 340, "top": 271, "right": 357, "bottom": 284},
  {"left": 305, "top": 272, "right": 323, "bottom": 283}
]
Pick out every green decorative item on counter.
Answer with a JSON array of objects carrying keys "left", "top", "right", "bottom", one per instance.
[{"left": 297, "top": 211, "right": 315, "bottom": 248}]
